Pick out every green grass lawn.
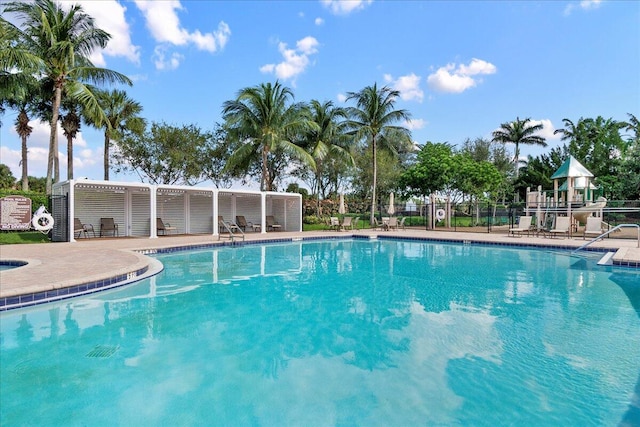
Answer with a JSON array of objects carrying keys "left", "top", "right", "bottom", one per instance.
[{"left": 0, "top": 231, "right": 51, "bottom": 244}]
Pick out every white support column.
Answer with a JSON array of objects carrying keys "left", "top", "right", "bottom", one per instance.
[
  {"left": 213, "top": 190, "right": 219, "bottom": 236},
  {"left": 69, "top": 180, "right": 76, "bottom": 242},
  {"left": 150, "top": 187, "right": 158, "bottom": 238},
  {"left": 261, "top": 192, "right": 267, "bottom": 234}
]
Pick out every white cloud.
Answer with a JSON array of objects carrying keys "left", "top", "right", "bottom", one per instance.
[
  {"left": 315, "top": 17, "right": 325, "bottom": 25},
  {"left": 385, "top": 73, "right": 424, "bottom": 102},
  {"left": 60, "top": 1, "right": 140, "bottom": 66},
  {"left": 135, "top": 0, "right": 230, "bottom": 57},
  {"left": 564, "top": 0, "right": 602, "bottom": 15},
  {"left": 153, "top": 46, "right": 184, "bottom": 71},
  {"left": 427, "top": 58, "right": 497, "bottom": 94},
  {"left": 321, "top": 0, "right": 373, "bottom": 15},
  {"left": 260, "top": 37, "right": 319, "bottom": 84},
  {"left": 405, "top": 118, "right": 426, "bottom": 131},
  {"left": 530, "top": 119, "right": 561, "bottom": 140},
  {"left": 337, "top": 93, "right": 347, "bottom": 102}
]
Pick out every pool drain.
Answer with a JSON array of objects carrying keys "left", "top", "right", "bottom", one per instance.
[{"left": 86, "top": 345, "right": 119, "bottom": 358}]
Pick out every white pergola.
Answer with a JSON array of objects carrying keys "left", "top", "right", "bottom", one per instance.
[{"left": 52, "top": 179, "right": 302, "bottom": 242}]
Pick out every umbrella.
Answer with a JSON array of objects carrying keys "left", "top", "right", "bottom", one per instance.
[
  {"left": 338, "top": 193, "right": 346, "bottom": 215},
  {"left": 387, "top": 192, "right": 395, "bottom": 216}
]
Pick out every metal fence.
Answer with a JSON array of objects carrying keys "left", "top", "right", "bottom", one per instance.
[{"left": 371, "top": 200, "right": 640, "bottom": 239}]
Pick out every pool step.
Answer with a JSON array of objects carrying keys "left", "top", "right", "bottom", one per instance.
[{"left": 597, "top": 252, "right": 615, "bottom": 266}]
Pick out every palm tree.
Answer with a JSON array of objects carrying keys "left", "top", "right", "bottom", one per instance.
[
  {"left": 303, "top": 100, "right": 353, "bottom": 215},
  {"left": 14, "top": 108, "right": 33, "bottom": 190},
  {"left": 491, "top": 117, "right": 546, "bottom": 177},
  {"left": 60, "top": 102, "right": 81, "bottom": 180},
  {"left": 345, "top": 83, "right": 411, "bottom": 224},
  {"left": 222, "top": 81, "right": 316, "bottom": 191},
  {"left": 624, "top": 113, "right": 639, "bottom": 144},
  {"left": 3, "top": 0, "right": 132, "bottom": 193},
  {"left": 86, "top": 89, "right": 144, "bottom": 180}
]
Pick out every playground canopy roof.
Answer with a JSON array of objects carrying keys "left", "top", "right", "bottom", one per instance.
[{"left": 550, "top": 155, "right": 594, "bottom": 179}]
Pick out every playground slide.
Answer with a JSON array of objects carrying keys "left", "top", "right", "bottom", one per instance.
[{"left": 572, "top": 197, "right": 607, "bottom": 224}]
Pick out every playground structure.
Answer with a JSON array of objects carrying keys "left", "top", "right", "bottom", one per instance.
[{"left": 525, "top": 155, "right": 607, "bottom": 234}]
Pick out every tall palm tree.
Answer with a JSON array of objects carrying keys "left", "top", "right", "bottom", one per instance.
[
  {"left": 86, "top": 89, "right": 144, "bottom": 180},
  {"left": 15, "top": 108, "right": 33, "bottom": 190},
  {"left": 303, "top": 100, "right": 353, "bottom": 215},
  {"left": 345, "top": 83, "right": 411, "bottom": 224},
  {"left": 222, "top": 81, "right": 316, "bottom": 191},
  {"left": 60, "top": 103, "right": 81, "bottom": 180},
  {"left": 491, "top": 117, "right": 546, "bottom": 177},
  {"left": 3, "top": 0, "right": 132, "bottom": 193}
]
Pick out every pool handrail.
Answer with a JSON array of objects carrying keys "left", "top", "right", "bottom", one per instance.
[
  {"left": 572, "top": 223, "right": 640, "bottom": 253},
  {"left": 218, "top": 220, "right": 245, "bottom": 242}
]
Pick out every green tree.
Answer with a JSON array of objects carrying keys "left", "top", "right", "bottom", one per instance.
[
  {"left": 491, "top": 117, "right": 547, "bottom": 177},
  {"left": 399, "top": 142, "right": 456, "bottom": 198},
  {"left": 114, "top": 122, "right": 212, "bottom": 185},
  {"left": 297, "top": 100, "right": 352, "bottom": 215},
  {"left": 0, "top": 164, "right": 16, "bottom": 189},
  {"left": 3, "top": 0, "right": 132, "bottom": 193},
  {"left": 86, "top": 89, "right": 144, "bottom": 181},
  {"left": 199, "top": 124, "right": 238, "bottom": 189},
  {"left": 222, "top": 81, "right": 316, "bottom": 191},
  {"left": 624, "top": 113, "right": 639, "bottom": 145},
  {"left": 345, "top": 83, "right": 411, "bottom": 223}
]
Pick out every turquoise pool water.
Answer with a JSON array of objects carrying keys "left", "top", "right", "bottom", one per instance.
[{"left": 1, "top": 239, "right": 639, "bottom": 426}]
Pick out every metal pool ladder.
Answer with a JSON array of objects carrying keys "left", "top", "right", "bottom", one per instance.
[{"left": 572, "top": 223, "right": 640, "bottom": 255}]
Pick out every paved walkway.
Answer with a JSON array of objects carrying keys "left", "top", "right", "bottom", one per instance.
[{"left": 1, "top": 228, "right": 639, "bottom": 302}]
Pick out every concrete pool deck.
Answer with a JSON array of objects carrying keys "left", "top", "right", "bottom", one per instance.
[{"left": 1, "top": 228, "right": 639, "bottom": 308}]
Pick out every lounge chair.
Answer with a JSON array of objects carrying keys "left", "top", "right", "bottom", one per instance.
[
  {"left": 157, "top": 218, "right": 177, "bottom": 235},
  {"left": 74, "top": 218, "right": 95, "bottom": 238},
  {"left": 99, "top": 217, "right": 118, "bottom": 237},
  {"left": 387, "top": 217, "right": 399, "bottom": 231},
  {"left": 509, "top": 215, "right": 532, "bottom": 237},
  {"left": 235, "top": 215, "right": 249, "bottom": 231},
  {"left": 547, "top": 216, "right": 570, "bottom": 239},
  {"left": 352, "top": 217, "right": 360, "bottom": 230},
  {"left": 341, "top": 216, "right": 353, "bottom": 231},
  {"left": 329, "top": 216, "right": 340, "bottom": 231},
  {"left": 583, "top": 216, "right": 604, "bottom": 240},
  {"left": 266, "top": 215, "right": 282, "bottom": 231}
]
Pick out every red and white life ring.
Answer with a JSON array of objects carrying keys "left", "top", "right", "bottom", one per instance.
[{"left": 435, "top": 209, "right": 446, "bottom": 221}]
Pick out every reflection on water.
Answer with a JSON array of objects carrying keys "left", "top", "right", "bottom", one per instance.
[{"left": 1, "top": 240, "right": 639, "bottom": 426}]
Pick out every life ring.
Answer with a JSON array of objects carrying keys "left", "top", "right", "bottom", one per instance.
[
  {"left": 435, "top": 208, "right": 446, "bottom": 222},
  {"left": 32, "top": 213, "right": 54, "bottom": 232}
]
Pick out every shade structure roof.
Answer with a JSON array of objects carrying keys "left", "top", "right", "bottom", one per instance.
[{"left": 550, "top": 155, "right": 594, "bottom": 179}]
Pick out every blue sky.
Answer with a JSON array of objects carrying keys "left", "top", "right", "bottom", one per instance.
[{"left": 1, "top": 0, "right": 639, "bottom": 189}]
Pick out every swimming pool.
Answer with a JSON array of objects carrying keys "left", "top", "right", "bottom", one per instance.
[{"left": 1, "top": 238, "right": 639, "bottom": 425}]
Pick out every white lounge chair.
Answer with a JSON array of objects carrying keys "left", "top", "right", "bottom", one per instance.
[
  {"left": 547, "top": 216, "right": 570, "bottom": 239},
  {"left": 509, "top": 215, "right": 532, "bottom": 237},
  {"left": 583, "top": 216, "right": 604, "bottom": 240},
  {"left": 341, "top": 216, "right": 353, "bottom": 231}
]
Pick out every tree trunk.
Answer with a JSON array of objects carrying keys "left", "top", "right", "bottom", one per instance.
[
  {"left": 46, "top": 86, "right": 62, "bottom": 195},
  {"left": 261, "top": 144, "right": 269, "bottom": 191},
  {"left": 104, "top": 131, "right": 110, "bottom": 180},
  {"left": 67, "top": 134, "right": 73, "bottom": 180},
  {"left": 21, "top": 134, "right": 28, "bottom": 191},
  {"left": 370, "top": 135, "right": 377, "bottom": 225}
]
